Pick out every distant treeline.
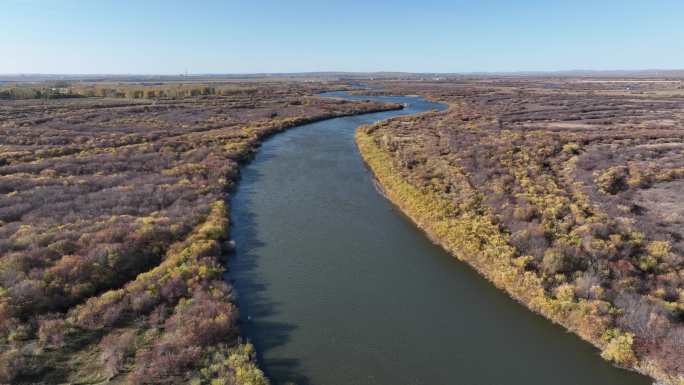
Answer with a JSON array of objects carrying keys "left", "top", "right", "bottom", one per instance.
[
  {"left": 0, "top": 87, "right": 84, "bottom": 100},
  {"left": 0, "top": 82, "right": 260, "bottom": 100}
]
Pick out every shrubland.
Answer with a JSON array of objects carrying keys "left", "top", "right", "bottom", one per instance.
[
  {"left": 0, "top": 81, "right": 327, "bottom": 101},
  {"left": 0, "top": 80, "right": 399, "bottom": 383},
  {"left": 357, "top": 78, "right": 684, "bottom": 385}
]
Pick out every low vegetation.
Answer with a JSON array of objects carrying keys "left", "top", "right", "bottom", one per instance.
[
  {"left": 357, "top": 78, "right": 684, "bottom": 385},
  {"left": 0, "top": 81, "right": 308, "bottom": 100},
  {"left": 0, "top": 80, "right": 399, "bottom": 383}
]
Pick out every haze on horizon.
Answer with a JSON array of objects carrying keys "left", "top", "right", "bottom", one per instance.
[{"left": 2, "top": 0, "right": 683, "bottom": 75}]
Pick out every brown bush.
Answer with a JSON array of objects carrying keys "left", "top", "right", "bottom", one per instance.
[
  {"left": 100, "top": 330, "right": 136, "bottom": 379},
  {"left": 596, "top": 166, "right": 629, "bottom": 194},
  {"left": 0, "top": 348, "right": 26, "bottom": 383},
  {"left": 37, "top": 314, "right": 68, "bottom": 348}
]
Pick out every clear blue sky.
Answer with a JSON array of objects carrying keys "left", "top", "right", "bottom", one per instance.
[{"left": 2, "top": 0, "right": 683, "bottom": 74}]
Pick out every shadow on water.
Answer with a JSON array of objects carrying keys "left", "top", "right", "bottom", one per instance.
[{"left": 227, "top": 160, "right": 312, "bottom": 385}]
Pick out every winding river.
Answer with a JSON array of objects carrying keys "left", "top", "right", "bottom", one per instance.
[{"left": 229, "top": 93, "right": 651, "bottom": 385}]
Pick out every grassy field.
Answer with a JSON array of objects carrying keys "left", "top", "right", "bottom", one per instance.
[
  {"left": 0, "top": 80, "right": 400, "bottom": 384},
  {"left": 357, "top": 77, "right": 684, "bottom": 385}
]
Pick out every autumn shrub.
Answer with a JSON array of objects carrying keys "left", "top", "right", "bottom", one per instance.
[
  {"left": 574, "top": 270, "right": 603, "bottom": 299},
  {"left": 197, "top": 344, "right": 268, "bottom": 385},
  {"left": 655, "top": 327, "right": 684, "bottom": 375},
  {"left": 542, "top": 248, "right": 572, "bottom": 275},
  {"left": 99, "top": 330, "right": 136, "bottom": 379},
  {"left": 225, "top": 344, "right": 269, "bottom": 385},
  {"left": 596, "top": 166, "right": 629, "bottom": 194},
  {"left": 0, "top": 348, "right": 25, "bottom": 383},
  {"left": 601, "top": 330, "right": 637, "bottom": 366},
  {"left": 627, "top": 166, "right": 654, "bottom": 189},
  {"left": 638, "top": 255, "right": 658, "bottom": 272},
  {"left": 37, "top": 314, "right": 68, "bottom": 348},
  {"left": 508, "top": 221, "right": 548, "bottom": 258},
  {"left": 129, "top": 343, "right": 202, "bottom": 384},
  {"left": 562, "top": 142, "right": 581, "bottom": 155},
  {"left": 163, "top": 291, "right": 238, "bottom": 347},
  {"left": 647, "top": 241, "right": 671, "bottom": 259}
]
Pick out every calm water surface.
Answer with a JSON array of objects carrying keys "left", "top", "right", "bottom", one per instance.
[{"left": 229, "top": 92, "right": 652, "bottom": 385}]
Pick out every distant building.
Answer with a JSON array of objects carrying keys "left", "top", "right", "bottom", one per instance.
[{"left": 50, "top": 87, "right": 70, "bottom": 95}]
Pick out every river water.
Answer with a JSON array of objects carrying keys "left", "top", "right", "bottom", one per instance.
[{"left": 229, "top": 92, "right": 651, "bottom": 385}]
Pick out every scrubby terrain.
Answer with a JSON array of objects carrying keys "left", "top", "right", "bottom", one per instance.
[
  {"left": 357, "top": 78, "right": 684, "bottom": 385},
  {"left": 0, "top": 81, "right": 398, "bottom": 384}
]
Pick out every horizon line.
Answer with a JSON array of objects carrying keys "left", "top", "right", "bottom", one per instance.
[{"left": 2, "top": 68, "right": 684, "bottom": 78}]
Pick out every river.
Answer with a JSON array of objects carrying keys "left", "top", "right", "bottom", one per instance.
[{"left": 228, "top": 92, "right": 651, "bottom": 385}]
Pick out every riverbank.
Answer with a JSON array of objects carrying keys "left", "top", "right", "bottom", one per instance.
[
  {"left": 0, "top": 84, "right": 402, "bottom": 384},
  {"left": 356, "top": 108, "right": 682, "bottom": 385},
  {"left": 230, "top": 91, "right": 650, "bottom": 385}
]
